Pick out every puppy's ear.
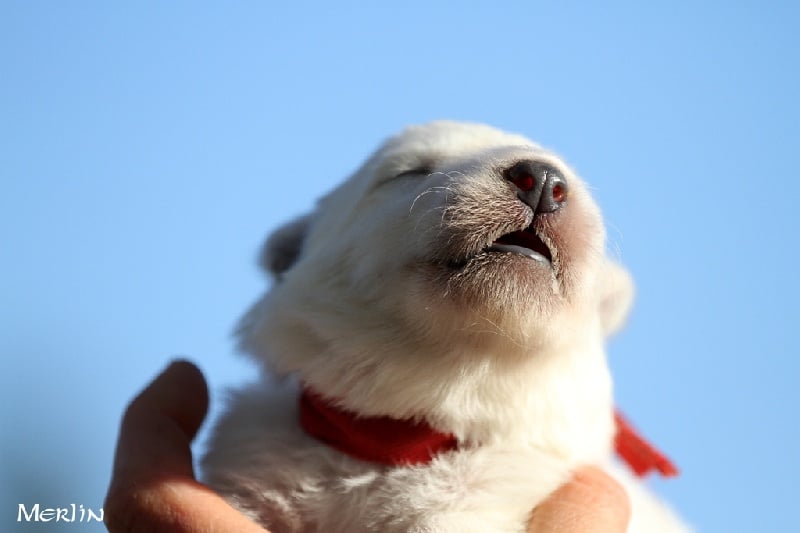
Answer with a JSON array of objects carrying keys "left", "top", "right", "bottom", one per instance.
[
  {"left": 259, "top": 214, "right": 313, "bottom": 278},
  {"left": 598, "top": 260, "right": 635, "bottom": 337}
]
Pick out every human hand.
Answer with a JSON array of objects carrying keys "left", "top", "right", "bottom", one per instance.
[
  {"left": 528, "top": 466, "right": 631, "bottom": 532},
  {"left": 104, "top": 360, "right": 266, "bottom": 532}
]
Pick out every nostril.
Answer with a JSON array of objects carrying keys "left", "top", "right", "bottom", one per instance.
[
  {"left": 504, "top": 161, "right": 537, "bottom": 192},
  {"left": 553, "top": 183, "right": 567, "bottom": 204},
  {"left": 551, "top": 178, "right": 568, "bottom": 204},
  {"left": 538, "top": 173, "right": 569, "bottom": 213},
  {"left": 552, "top": 183, "right": 566, "bottom": 203}
]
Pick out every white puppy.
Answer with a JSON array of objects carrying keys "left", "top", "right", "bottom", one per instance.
[{"left": 203, "top": 121, "right": 688, "bottom": 532}]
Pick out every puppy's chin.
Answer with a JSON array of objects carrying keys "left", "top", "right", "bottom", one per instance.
[
  {"left": 432, "top": 252, "right": 558, "bottom": 309},
  {"left": 396, "top": 255, "right": 564, "bottom": 351}
]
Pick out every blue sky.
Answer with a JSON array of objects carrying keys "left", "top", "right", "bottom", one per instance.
[{"left": 1, "top": 2, "right": 798, "bottom": 531}]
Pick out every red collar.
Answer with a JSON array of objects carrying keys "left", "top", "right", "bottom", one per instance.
[
  {"left": 300, "top": 388, "right": 458, "bottom": 465},
  {"left": 300, "top": 387, "right": 677, "bottom": 477}
]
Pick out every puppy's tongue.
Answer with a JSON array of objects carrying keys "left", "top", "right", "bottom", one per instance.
[{"left": 490, "top": 230, "right": 552, "bottom": 263}]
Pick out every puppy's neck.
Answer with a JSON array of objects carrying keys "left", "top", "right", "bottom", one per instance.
[
  {"left": 301, "top": 339, "right": 615, "bottom": 464},
  {"left": 244, "top": 293, "right": 616, "bottom": 463}
]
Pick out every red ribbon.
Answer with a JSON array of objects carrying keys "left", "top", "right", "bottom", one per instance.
[
  {"left": 613, "top": 410, "right": 679, "bottom": 477},
  {"left": 300, "top": 387, "right": 678, "bottom": 477}
]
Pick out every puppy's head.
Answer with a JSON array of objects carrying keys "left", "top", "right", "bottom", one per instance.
[{"left": 240, "top": 122, "right": 632, "bottom": 414}]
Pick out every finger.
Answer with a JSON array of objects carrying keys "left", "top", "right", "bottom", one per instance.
[
  {"left": 112, "top": 360, "right": 209, "bottom": 482},
  {"left": 105, "top": 360, "right": 267, "bottom": 532},
  {"left": 527, "top": 466, "right": 631, "bottom": 532},
  {"left": 107, "top": 476, "right": 268, "bottom": 532}
]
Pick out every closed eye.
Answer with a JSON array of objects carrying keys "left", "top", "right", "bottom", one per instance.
[
  {"left": 394, "top": 166, "right": 434, "bottom": 179},
  {"left": 373, "top": 164, "right": 437, "bottom": 190}
]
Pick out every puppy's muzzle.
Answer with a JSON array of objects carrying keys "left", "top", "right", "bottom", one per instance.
[{"left": 504, "top": 160, "right": 569, "bottom": 214}]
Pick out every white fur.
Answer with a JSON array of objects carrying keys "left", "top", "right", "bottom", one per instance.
[{"left": 203, "top": 121, "right": 688, "bottom": 532}]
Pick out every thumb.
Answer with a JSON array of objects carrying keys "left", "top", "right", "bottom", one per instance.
[
  {"left": 105, "top": 360, "right": 266, "bottom": 532},
  {"left": 527, "top": 466, "right": 631, "bottom": 532}
]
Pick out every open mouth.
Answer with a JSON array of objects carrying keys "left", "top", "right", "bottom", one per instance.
[{"left": 487, "top": 228, "right": 553, "bottom": 265}]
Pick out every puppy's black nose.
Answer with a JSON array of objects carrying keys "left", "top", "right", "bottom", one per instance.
[{"left": 504, "top": 160, "right": 568, "bottom": 214}]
